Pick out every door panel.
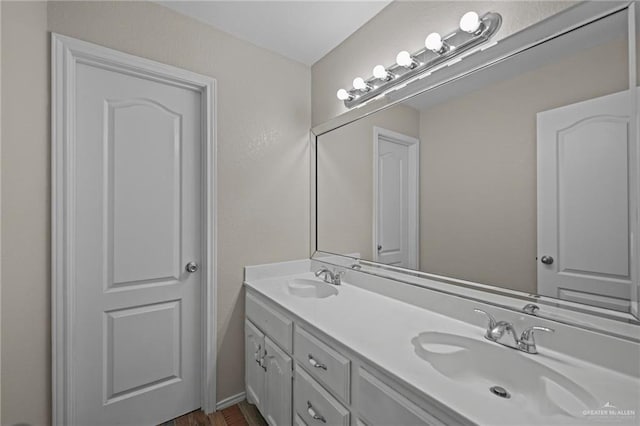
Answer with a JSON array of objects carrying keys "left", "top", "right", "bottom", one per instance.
[
  {"left": 105, "top": 301, "right": 181, "bottom": 402},
  {"left": 107, "top": 99, "right": 183, "bottom": 287},
  {"left": 557, "top": 117, "right": 629, "bottom": 277},
  {"left": 537, "top": 89, "right": 637, "bottom": 311},
  {"left": 245, "top": 320, "right": 266, "bottom": 411},
  {"left": 264, "top": 337, "right": 292, "bottom": 426},
  {"left": 73, "top": 60, "right": 202, "bottom": 425}
]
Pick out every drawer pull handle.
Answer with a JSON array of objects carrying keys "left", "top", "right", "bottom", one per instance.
[
  {"left": 308, "top": 354, "right": 327, "bottom": 370},
  {"left": 307, "top": 401, "right": 326, "bottom": 423},
  {"left": 254, "top": 345, "right": 261, "bottom": 363},
  {"left": 255, "top": 345, "right": 266, "bottom": 371},
  {"left": 261, "top": 350, "right": 267, "bottom": 372}
]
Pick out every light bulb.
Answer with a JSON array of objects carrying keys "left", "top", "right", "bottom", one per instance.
[
  {"left": 460, "top": 11, "right": 481, "bottom": 33},
  {"left": 353, "top": 77, "right": 368, "bottom": 91},
  {"left": 396, "top": 51, "right": 414, "bottom": 68},
  {"left": 373, "top": 65, "right": 388, "bottom": 80},
  {"left": 425, "top": 32, "right": 444, "bottom": 52},
  {"left": 336, "top": 89, "right": 352, "bottom": 101}
]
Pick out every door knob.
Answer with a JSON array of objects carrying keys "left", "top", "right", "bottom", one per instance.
[
  {"left": 377, "top": 245, "right": 382, "bottom": 251},
  {"left": 185, "top": 262, "right": 199, "bottom": 273},
  {"left": 540, "top": 256, "right": 554, "bottom": 265}
]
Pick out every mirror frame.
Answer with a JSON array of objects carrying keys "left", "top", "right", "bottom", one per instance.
[{"left": 310, "top": 0, "right": 640, "bottom": 332}]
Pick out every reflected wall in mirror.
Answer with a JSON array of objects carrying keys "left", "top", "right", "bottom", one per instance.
[{"left": 317, "top": 8, "right": 639, "bottom": 315}]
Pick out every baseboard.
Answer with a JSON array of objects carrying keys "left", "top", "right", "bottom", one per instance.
[{"left": 216, "top": 391, "right": 246, "bottom": 411}]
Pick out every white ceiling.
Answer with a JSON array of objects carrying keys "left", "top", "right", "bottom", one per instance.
[{"left": 157, "top": 1, "right": 392, "bottom": 66}]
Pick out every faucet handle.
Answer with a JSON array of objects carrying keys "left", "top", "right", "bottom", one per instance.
[
  {"left": 314, "top": 267, "right": 332, "bottom": 283},
  {"left": 519, "top": 326, "right": 554, "bottom": 354},
  {"left": 474, "top": 308, "right": 497, "bottom": 330},
  {"left": 520, "top": 326, "right": 554, "bottom": 342},
  {"left": 522, "top": 303, "right": 540, "bottom": 315}
]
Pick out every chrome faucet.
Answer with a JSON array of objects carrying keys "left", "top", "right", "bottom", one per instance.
[
  {"left": 314, "top": 267, "right": 344, "bottom": 285},
  {"left": 474, "top": 308, "right": 554, "bottom": 354},
  {"left": 522, "top": 303, "right": 540, "bottom": 315},
  {"left": 518, "top": 326, "right": 554, "bottom": 354}
]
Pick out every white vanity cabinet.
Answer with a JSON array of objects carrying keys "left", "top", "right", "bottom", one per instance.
[
  {"left": 293, "top": 326, "right": 351, "bottom": 404},
  {"left": 245, "top": 293, "right": 293, "bottom": 426},
  {"left": 293, "top": 365, "right": 350, "bottom": 426},
  {"left": 245, "top": 289, "right": 456, "bottom": 426},
  {"left": 263, "top": 337, "right": 293, "bottom": 426},
  {"left": 357, "top": 369, "right": 444, "bottom": 426},
  {"left": 245, "top": 320, "right": 266, "bottom": 411},
  {"left": 245, "top": 320, "right": 293, "bottom": 426}
]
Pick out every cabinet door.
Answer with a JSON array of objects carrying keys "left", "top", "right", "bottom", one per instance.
[
  {"left": 264, "top": 336, "right": 292, "bottom": 426},
  {"left": 245, "top": 320, "right": 265, "bottom": 411}
]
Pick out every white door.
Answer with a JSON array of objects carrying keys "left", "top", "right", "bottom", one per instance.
[
  {"left": 374, "top": 128, "right": 419, "bottom": 269},
  {"left": 72, "top": 53, "right": 202, "bottom": 424},
  {"left": 537, "top": 89, "right": 637, "bottom": 311},
  {"left": 245, "top": 320, "right": 265, "bottom": 411},
  {"left": 263, "top": 337, "right": 292, "bottom": 426}
]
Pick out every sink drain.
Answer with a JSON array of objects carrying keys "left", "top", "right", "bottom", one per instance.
[{"left": 489, "top": 386, "right": 511, "bottom": 399}]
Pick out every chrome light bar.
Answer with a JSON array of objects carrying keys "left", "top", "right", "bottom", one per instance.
[{"left": 340, "top": 11, "right": 502, "bottom": 109}]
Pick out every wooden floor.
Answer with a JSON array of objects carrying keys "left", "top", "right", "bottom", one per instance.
[{"left": 159, "top": 401, "right": 267, "bottom": 426}]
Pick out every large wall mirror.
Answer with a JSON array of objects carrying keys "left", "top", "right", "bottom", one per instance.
[{"left": 314, "top": 2, "right": 640, "bottom": 323}]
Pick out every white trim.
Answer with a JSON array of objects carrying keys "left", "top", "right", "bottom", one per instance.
[
  {"left": 372, "top": 127, "right": 420, "bottom": 270},
  {"left": 629, "top": 4, "right": 640, "bottom": 320},
  {"left": 310, "top": 130, "right": 317, "bottom": 257},
  {"left": 0, "top": 2, "right": 3, "bottom": 420},
  {"left": 215, "top": 392, "right": 247, "bottom": 411},
  {"left": 51, "top": 33, "right": 217, "bottom": 424}
]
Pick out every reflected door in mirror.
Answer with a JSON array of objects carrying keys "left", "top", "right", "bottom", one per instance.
[
  {"left": 374, "top": 129, "right": 419, "bottom": 269},
  {"left": 537, "top": 89, "right": 636, "bottom": 311}
]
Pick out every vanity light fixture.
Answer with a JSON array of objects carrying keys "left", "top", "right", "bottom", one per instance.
[
  {"left": 336, "top": 88, "right": 354, "bottom": 101},
  {"left": 336, "top": 10, "right": 502, "bottom": 108},
  {"left": 396, "top": 51, "right": 420, "bottom": 69},
  {"left": 353, "top": 77, "right": 373, "bottom": 91},
  {"left": 460, "top": 11, "right": 483, "bottom": 34},
  {"left": 373, "top": 64, "right": 394, "bottom": 81},
  {"left": 425, "top": 32, "right": 449, "bottom": 54}
]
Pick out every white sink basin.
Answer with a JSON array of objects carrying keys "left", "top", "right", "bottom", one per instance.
[
  {"left": 412, "top": 332, "right": 598, "bottom": 419},
  {"left": 286, "top": 278, "right": 338, "bottom": 299}
]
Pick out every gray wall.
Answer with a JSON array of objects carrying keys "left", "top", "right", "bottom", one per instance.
[
  {"left": 1, "top": 3, "right": 49, "bottom": 423},
  {"left": 1, "top": 2, "right": 310, "bottom": 424}
]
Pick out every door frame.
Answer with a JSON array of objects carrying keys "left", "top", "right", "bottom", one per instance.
[
  {"left": 372, "top": 127, "right": 420, "bottom": 269},
  {"left": 51, "top": 33, "right": 217, "bottom": 424}
]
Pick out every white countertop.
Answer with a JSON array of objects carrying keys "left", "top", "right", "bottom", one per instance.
[{"left": 245, "top": 271, "right": 640, "bottom": 426}]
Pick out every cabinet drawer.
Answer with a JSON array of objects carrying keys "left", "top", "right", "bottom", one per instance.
[
  {"left": 294, "top": 326, "right": 351, "bottom": 403},
  {"left": 294, "top": 365, "right": 350, "bottom": 426},
  {"left": 358, "top": 368, "right": 444, "bottom": 426},
  {"left": 246, "top": 292, "right": 293, "bottom": 352}
]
